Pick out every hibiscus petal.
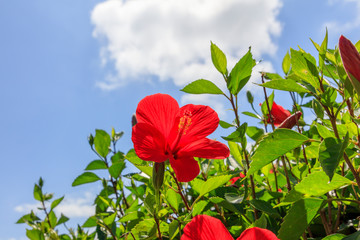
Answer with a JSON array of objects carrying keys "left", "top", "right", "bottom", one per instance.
[
  {"left": 168, "top": 104, "right": 219, "bottom": 149},
  {"left": 181, "top": 215, "right": 234, "bottom": 240},
  {"left": 271, "top": 102, "right": 291, "bottom": 126},
  {"left": 136, "top": 93, "right": 179, "bottom": 139},
  {"left": 339, "top": 35, "right": 360, "bottom": 83},
  {"left": 236, "top": 227, "right": 279, "bottom": 240},
  {"left": 170, "top": 156, "right": 200, "bottom": 182},
  {"left": 179, "top": 138, "right": 230, "bottom": 159},
  {"left": 132, "top": 123, "right": 168, "bottom": 162}
]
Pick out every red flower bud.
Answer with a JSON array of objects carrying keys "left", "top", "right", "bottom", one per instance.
[
  {"left": 278, "top": 111, "right": 302, "bottom": 129},
  {"left": 339, "top": 35, "right": 360, "bottom": 83}
]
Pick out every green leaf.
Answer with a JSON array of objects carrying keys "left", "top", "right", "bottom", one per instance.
[
  {"left": 228, "top": 142, "right": 243, "bottom": 168},
  {"left": 48, "top": 210, "right": 57, "bottom": 228},
  {"left": 85, "top": 160, "right": 107, "bottom": 170},
  {"left": 322, "top": 234, "right": 347, "bottom": 240},
  {"left": 316, "top": 123, "right": 334, "bottom": 139},
  {"left": 192, "top": 200, "right": 208, "bottom": 216},
  {"left": 166, "top": 189, "right": 180, "bottom": 212},
  {"left": 57, "top": 214, "right": 69, "bottom": 226},
  {"left": 190, "top": 178, "right": 205, "bottom": 194},
  {"left": 126, "top": 149, "right": 144, "bottom": 165},
  {"left": 219, "top": 120, "right": 235, "bottom": 129},
  {"left": 181, "top": 79, "right": 224, "bottom": 95},
  {"left": 246, "top": 126, "right": 265, "bottom": 142},
  {"left": 319, "top": 28, "right": 328, "bottom": 70},
  {"left": 210, "top": 42, "right": 227, "bottom": 74},
  {"left": 50, "top": 196, "right": 64, "bottom": 210},
  {"left": 26, "top": 229, "right": 45, "bottom": 240},
  {"left": 228, "top": 49, "right": 256, "bottom": 95},
  {"left": 94, "top": 129, "right": 111, "bottom": 158},
  {"left": 242, "top": 111, "right": 261, "bottom": 119},
  {"left": 290, "top": 49, "right": 320, "bottom": 90},
  {"left": 144, "top": 193, "right": 156, "bottom": 215},
  {"left": 252, "top": 213, "right": 267, "bottom": 229},
  {"left": 109, "top": 162, "right": 126, "bottom": 178},
  {"left": 224, "top": 193, "right": 244, "bottom": 204},
  {"left": 312, "top": 99, "right": 324, "bottom": 119},
  {"left": 263, "top": 72, "right": 283, "bottom": 81},
  {"left": 259, "top": 79, "right": 309, "bottom": 93},
  {"left": 103, "top": 213, "right": 116, "bottom": 226},
  {"left": 343, "top": 231, "right": 360, "bottom": 240},
  {"left": 319, "top": 133, "right": 349, "bottom": 181},
  {"left": 261, "top": 91, "right": 274, "bottom": 116},
  {"left": 72, "top": 172, "right": 101, "bottom": 186},
  {"left": 169, "top": 220, "right": 179, "bottom": 240},
  {"left": 282, "top": 51, "right": 291, "bottom": 75},
  {"left": 248, "top": 129, "right": 309, "bottom": 175},
  {"left": 222, "top": 123, "right": 247, "bottom": 144},
  {"left": 199, "top": 175, "right": 232, "bottom": 197},
  {"left": 293, "top": 171, "right": 352, "bottom": 197},
  {"left": 33, "top": 183, "right": 43, "bottom": 201},
  {"left": 135, "top": 165, "right": 152, "bottom": 177},
  {"left": 249, "top": 199, "right": 280, "bottom": 218},
  {"left": 277, "top": 198, "right": 324, "bottom": 240},
  {"left": 82, "top": 216, "right": 98, "bottom": 228}
]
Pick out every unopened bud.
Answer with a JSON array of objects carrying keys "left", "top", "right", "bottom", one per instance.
[
  {"left": 278, "top": 111, "right": 302, "bottom": 129},
  {"left": 246, "top": 91, "right": 254, "bottom": 104},
  {"left": 131, "top": 114, "right": 137, "bottom": 127},
  {"left": 152, "top": 162, "right": 165, "bottom": 192},
  {"left": 88, "top": 134, "right": 94, "bottom": 146}
]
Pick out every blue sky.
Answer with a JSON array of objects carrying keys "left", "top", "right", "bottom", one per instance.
[{"left": 1, "top": 0, "right": 360, "bottom": 239}]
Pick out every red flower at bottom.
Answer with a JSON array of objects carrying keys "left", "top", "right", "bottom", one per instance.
[
  {"left": 131, "top": 94, "right": 230, "bottom": 182},
  {"left": 181, "top": 215, "right": 279, "bottom": 240}
]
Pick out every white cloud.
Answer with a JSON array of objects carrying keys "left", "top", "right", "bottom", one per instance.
[
  {"left": 14, "top": 192, "right": 94, "bottom": 218},
  {"left": 324, "top": 0, "right": 360, "bottom": 34},
  {"left": 91, "top": 0, "right": 283, "bottom": 90}
]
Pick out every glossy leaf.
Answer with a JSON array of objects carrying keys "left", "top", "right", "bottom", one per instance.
[
  {"left": 282, "top": 51, "right": 291, "bottom": 75},
  {"left": 94, "top": 129, "right": 111, "bottom": 158},
  {"left": 85, "top": 160, "right": 107, "bottom": 170},
  {"left": 319, "top": 133, "right": 348, "bottom": 180},
  {"left": 109, "top": 162, "right": 126, "bottom": 178},
  {"left": 228, "top": 49, "right": 255, "bottom": 95},
  {"left": 181, "top": 79, "right": 224, "bottom": 95},
  {"left": 72, "top": 172, "right": 101, "bottom": 186},
  {"left": 293, "top": 171, "right": 352, "bottom": 197},
  {"left": 290, "top": 49, "right": 320, "bottom": 90},
  {"left": 50, "top": 196, "right": 64, "bottom": 210},
  {"left": 248, "top": 129, "right": 309, "bottom": 175},
  {"left": 259, "top": 79, "right": 309, "bottom": 93},
  {"left": 199, "top": 175, "right": 232, "bottom": 197},
  {"left": 211, "top": 42, "right": 227, "bottom": 74},
  {"left": 277, "top": 198, "right": 324, "bottom": 240}
]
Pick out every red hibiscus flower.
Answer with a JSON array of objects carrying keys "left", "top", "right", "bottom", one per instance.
[
  {"left": 263, "top": 101, "right": 302, "bottom": 129},
  {"left": 181, "top": 215, "right": 279, "bottom": 240},
  {"left": 229, "top": 172, "right": 246, "bottom": 184},
  {"left": 131, "top": 93, "right": 230, "bottom": 182},
  {"left": 266, "top": 101, "right": 291, "bottom": 126},
  {"left": 339, "top": 35, "right": 360, "bottom": 84}
]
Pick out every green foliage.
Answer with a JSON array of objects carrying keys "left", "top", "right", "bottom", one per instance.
[
  {"left": 181, "top": 79, "right": 224, "bottom": 95},
  {"left": 18, "top": 33, "right": 360, "bottom": 239}
]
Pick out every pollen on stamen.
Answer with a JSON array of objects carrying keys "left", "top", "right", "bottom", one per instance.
[{"left": 178, "top": 110, "right": 192, "bottom": 134}]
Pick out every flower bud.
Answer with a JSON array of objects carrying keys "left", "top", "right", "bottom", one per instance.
[
  {"left": 131, "top": 114, "right": 137, "bottom": 127},
  {"left": 278, "top": 111, "right": 302, "bottom": 129},
  {"left": 246, "top": 91, "right": 254, "bottom": 104},
  {"left": 152, "top": 162, "right": 165, "bottom": 192}
]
